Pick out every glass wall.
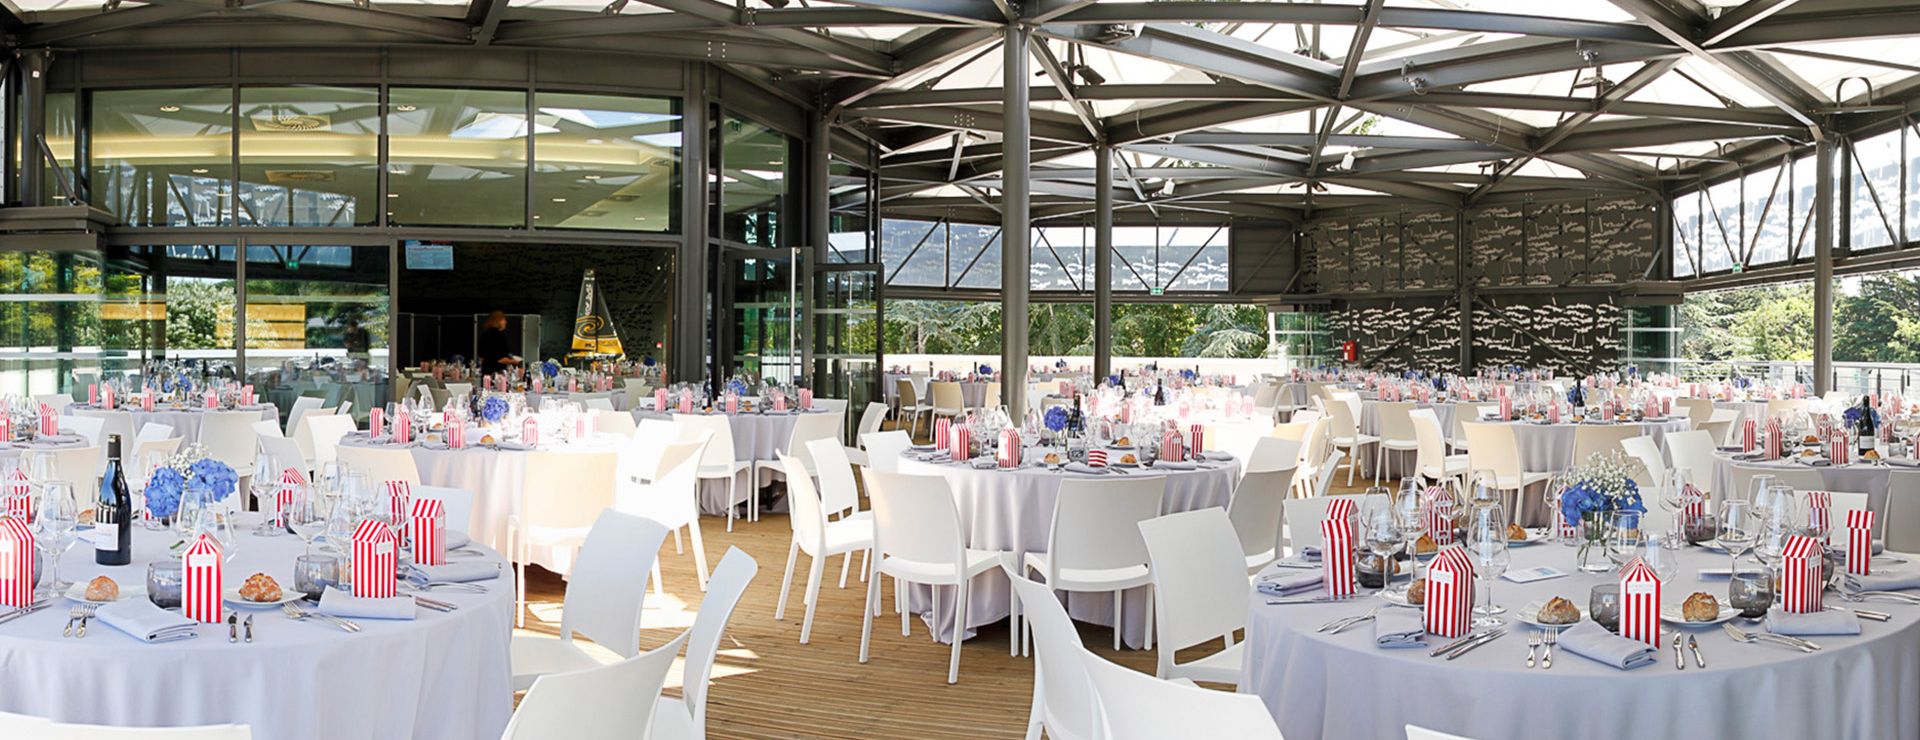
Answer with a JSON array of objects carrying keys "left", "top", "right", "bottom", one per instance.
[
  {"left": 91, "top": 87, "right": 236, "bottom": 227},
  {"left": 533, "top": 92, "right": 679, "bottom": 232},
  {"left": 826, "top": 158, "right": 872, "bottom": 264},
  {"left": 719, "top": 114, "right": 793, "bottom": 247},
  {"left": 243, "top": 246, "right": 391, "bottom": 421},
  {"left": 0, "top": 251, "right": 147, "bottom": 397},
  {"left": 880, "top": 218, "right": 1233, "bottom": 294},
  {"left": 387, "top": 88, "right": 529, "bottom": 228},
  {"left": 237, "top": 86, "right": 379, "bottom": 227}
]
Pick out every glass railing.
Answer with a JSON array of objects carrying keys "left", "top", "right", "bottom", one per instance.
[{"left": 1647, "top": 359, "right": 1920, "bottom": 398}]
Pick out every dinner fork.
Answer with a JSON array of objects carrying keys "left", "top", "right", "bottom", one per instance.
[
  {"left": 76, "top": 604, "right": 96, "bottom": 638},
  {"left": 1721, "top": 622, "right": 1815, "bottom": 652},
  {"left": 1524, "top": 630, "right": 1540, "bottom": 668},
  {"left": 1541, "top": 629, "right": 1555, "bottom": 669},
  {"left": 62, "top": 604, "right": 86, "bottom": 638},
  {"left": 1316, "top": 607, "right": 1377, "bottom": 633},
  {"left": 281, "top": 603, "right": 360, "bottom": 633}
]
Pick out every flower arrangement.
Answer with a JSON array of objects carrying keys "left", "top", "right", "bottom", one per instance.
[
  {"left": 1843, "top": 404, "right": 1882, "bottom": 430},
  {"left": 642, "top": 355, "right": 657, "bottom": 367},
  {"left": 480, "top": 395, "right": 510, "bottom": 423},
  {"left": 1733, "top": 376, "right": 1752, "bottom": 390},
  {"left": 1558, "top": 450, "right": 1645, "bottom": 571},
  {"left": 541, "top": 360, "right": 560, "bottom": 379},
  {"left": 727, "top": 378, "right": 750, "bottom": 397},
  {"left": 1180, "top": 368, "right": 1198, "bottom": 381},
  {"left": 977, "top": 363, "right": 992, "bottom": 376},
  {"left": 144, "top": 467, "right": 186, "bottom": 519},
  {"left": 185, "top": 457, "right": 238, "bottom": 502},
  {"left": 1043, "top": 405, "right": 1070, "bottom": 433},
  {"left": 1055, "top": 359, "right": 1068, "bottom": 370}
]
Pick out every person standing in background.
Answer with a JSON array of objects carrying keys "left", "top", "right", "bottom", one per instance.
[{"left": 478, "top": 310, "right": 521, "bottom": 376}]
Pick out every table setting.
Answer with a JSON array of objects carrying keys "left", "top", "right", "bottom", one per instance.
[
  {"left": 0, "top": 443, "right": 512, "bottom": 740},
  {"left": 1241, "top": 467, "right": 1920, "bottom": 740}
]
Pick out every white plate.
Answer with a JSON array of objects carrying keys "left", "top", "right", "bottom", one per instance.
[
  {"left": 222, "top": 587, "right": 307, "bottom": 609},
  {"left": 1376, "top": 589, "right": 1418, "bottom": 608},
  {"left": 1660, "top": 603, "right": 1741, "bottom": 626},
  {"left": 1515, "top": 599, "right": 1584, "bottom": 630},
  {"left": 64, "top": 581, "right": 147, "bottom": 605},
  {"left": 1508, "top": 530, "right": 1545, "bottom": 547}
]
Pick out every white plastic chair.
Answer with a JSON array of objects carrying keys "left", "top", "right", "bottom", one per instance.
[
  {"left": 506, "top": 450, "right": 622, "bottom": 628},
  {"left": 595, "top": 409, "right": 638, "bottom": 438},
  {"left": 304, "top": 414, "right": 358, "bottom": 470},
  {"left": 844, "top": 402, "right": 889, "bottom": 466},
  {"left": 1373, "top": 401, "right": 1421, "bottom": 484},
  {"left": 624, "top": 379, "right": 653, "bottom": 410},
  {"left": 250, "top": 419, "right": 284, "bottom": 439},
  {"left": 335, "top": 444, "right": 420, "bottom": 486},
  {"left": 509, "top": 509, "right": 668, "bottom": 683},
  {"left": 1078, "top": 644, "right": 1282, "bottom": 740},
  {"left": 198, "top": 411, "right": 262, "bottom": 477},
  {"left": 34, "top": 446, "right": 105, "bottom": 505},
  {"left": 129, "top": 436, "right": 182, "bottom": 485},
  {"left": 624, "top": 418, "right": 680, "bottom": 485},
  {"left": 582, "top": 397, "right": 616, "bottom": 412},
  {"left": 651, "top": 547, "right": 758, "bottom": 740},
  {"left": 504, "top": 630, "right": 688, "bottom": 740},
  {"left": 1005, "top": 566, "right": 1098, "bottom": 740},
  {"left": 34, "top": 393, "right": 74, "bottom": 413},
  {"left": 256, "top": 434, "right": 308, "bottom": 481},
  {"left": 895, "top": 378, "right": 932, "bottom": 437},
  {"left": 1462, "top": 422, "right": 1550, "bottom": 509},
  {"left": 1410, "top": 409, "right": 1469, "bottom": 490},
  {"left": 1228, "top": 466, "right": 1297, "bottom": 573},
  {"left": 620, "top": 436, "right": 711, "bottom": 592},
  {"left": 1619, "top": 435, "right": 1667, "bottom": 490},
  {"left": 860, "top": 430, "right": 912, "bottom": 474},
  {"left": 1450, "top": 402, "right": 1490, "bottom": 451},
  {"left": 1884, "top": 470, "right": 1920, "bottom": 553},
  {"left": 417, "top": 485, "right": 475, "bottom": 537},
  {"left": 47, "top": 724, "right": 253, "bottom": 739},
  {"left": 807, "top": 438, "right": 873, "bottom": 585},
  {"left": 60, "top": 414, "right": 105, "bottom": 446},
  {"left": 444, "top": 382, "right": 474, "bottom": 401},
  {"left": 859, "top": 469, "right": 1006, "bottom": 684},
  {"left": 752, "top": 412, "right": 844, "bottom": 491},
  {"left": 1571, "top": 424, "right": 1645, "bottom": 467},
  {"left": 675, "top": 414, "right": 755, "bottom": 531},
  {"left": 1675, "top": 398, "right": 1716, "bottom": 429},
  {"left": 134, "top": 422, "right": 175, "bottom": 446},
  {"left": 1019, "top": 476, "right": 1165, "bottom": 652},
  {"left": 774, "top": 452, "right": 874, "bottom": 644},
  {"left": 284, "top": 396, "right": 325, "bottom": 437},
  {"left": 290, "top": 409, "right": 334, "bottom": 466},
  {"left": 929, "top": 381, "right": 966, "bottom": 423},
  {"left": 1243, "top": 436, "right": 1301, "bottom": 476},
  {"left": 1665, "top": 429, "right": 1720, "bottom": 502},
  {"left": 1326, "top": 393, "right": 1378, "bottom": 486},
  {"left": 1701, "top": 409, "right": 1740, "bottom": 447},
  {"left": 0, "top": 710, "right": 50, "bottom": 739},
  {"left": 1136, "top": 508, "right": 1250, "bottom": 686}
]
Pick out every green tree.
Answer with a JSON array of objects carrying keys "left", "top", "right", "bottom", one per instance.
[
  {"left": 1836, "top": 273, "right": 1920, "bottom": 363},
  {"left": 1183, "top": 304, "right": 1269, "bottom": 358}
]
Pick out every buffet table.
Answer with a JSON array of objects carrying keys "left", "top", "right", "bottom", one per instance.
[
  {"left": 1242, "top": 543, "right": 1920, "bottom": 740},
  {"left": 897, "top": 448, "right": 1240, "bottom": 647},
  {"left": 0, "top": 520, "right": 514, "bottom": 740}
]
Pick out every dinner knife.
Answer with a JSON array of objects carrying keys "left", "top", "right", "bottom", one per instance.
[
  {"left": 0, "top": 600, "right": 52, "bottom": 626},
  {"left": 1444, "top": 630, "right": 1506, "bottom": 660},
  {"left": 1429, "top": 630, "right": 1486, "bottom": 657},
  {"left": 1688, "top": 635, "right": 1705, "bottom": 668}
]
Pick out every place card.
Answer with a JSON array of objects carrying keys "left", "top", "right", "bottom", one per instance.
[{"left": 1501, "top": 566, "right": 1567, "bottom": 584}]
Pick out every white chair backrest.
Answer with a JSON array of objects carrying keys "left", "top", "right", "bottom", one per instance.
[
  {"left": 34, "top": 394, "right": 74, "bottom": 413},
  {"left": 582, "top": 397, "right": 616, "bottom": 411},
  {"left": 502, "top": 631, "right": 687, "bottom": 740},
  {"left": 445, "top": 382, "right": 473, "bottom": 400},
  {"left": 812, "top": 397, "right": 850, "bottom": 416},
  {"left": 675, "top": 414, "right": 737, "bottom": 466},
  {"left": 134, "top": 423, "right": 175, "bottom": 446},
  {"left": 129, "top": 437, "right": 182, "bottom": 483},
  {"left": 1452, "top": 402, "right": 1490, "bottom": 441},
  {"left": 855, "top": 402, "right": 889, "bottom": 445},
  {"left": 779, "top": 452, "right": 830, "bottom": 558},
  {"left": 895, "top": 378, "right": 920, "bottom": 409},
  {"left": 623, "top": 379, "right": 652, "bottom": 409},
  {"left": 290, "top": 409, "right": 335, "bottom": 465},
  {"left": 336, "top": 400, "right": 352, "bottom": 417},
  {"left": 1289, "top": 408, "right": 1323, "bottom": 427},
  {"left": 1137, "top": 508, "right": 1249, "bottom": 657},
  {"left": 1409, "top": 409, "right": 1448, "bottom": 476},
  {"left": 418, "top": 485, "right": 476, "bottom": 536},
  {"left": 336, "top": 445, "right": 420, "bottom": 486},
  {"left": 1885, "top": 471, "right": 1920, "bottom": 553},
  {"left": 558, "top": 509, "right": 668, "bottom": 656},
  {"left": 257, "top": 434, "right": 307, "bottom": 478},
  {"left": 1078, "top": 646, "right": 1283, "bottom": 740},
  {"left": 1228, "top": 466, "right": 1297, "bottom": 562},
  {"left": 1665, "top": 430, "right": 1720, "bottom": 499},
  {"left": 1462, "top": 422, "right": 1524, "bottom": 483},
  {"left": 806, "top": 437, "right": 861, "bottom": 516},
  {"left": 91, "top": 413, "right": 136, "bottom": 461},
  {"left": 1044, "top": 476, "right": 1166, "bottom": 575},
  {"left": 1619, "top": 435, "right": 1666, "bottom": 489},
  {"left": 285, "top": 396, "right": 325, "bottom": 436},
  {"left": 304, "top": 414, "right": 358, "bottom": 469},
  {"left": 1570, "top": 424, "right": 1645, "bottom": 467},
  {"left": 1676, "top": 398, "right": 1716, "bottom": 428},
  {"left": 1004, "top": 567, "right": 1096, "bottom": 739},
  {"left": 861, "top": 430, "right": 912, "bottom": 474},
  {"left": 1376, "top": 401, "right": 1418, "bottom": 443},
  {"left": 1405, "top": 724, "right": 1479, "bottom": 740},
  {"left": 48, "top": 723, "right": 254, "bottom": 739},
  {"left": 61, "top": 414, "right": 105, "bottom": 446},
  {"left": 622, "top": 436, "right": 709, "bottom": 527},
  {"left": 1244, "top": 436, "right": 1301, "bottom": 475},
  {"left": 1282, "top": 496, "right": 1340, "bottom": 553},
  {"left": 677, "top": 548, "right": 758, "bottom": 737},
  {"left": 782, "top": 412, "right": 844, "bottom": 472},
  {"left": 35, "top": 446, "right": 105, "bottom": 502},
  {"left": 594, "top": 409, "right": 638, "bottom": 438},
  {"left": 930, "top": 381, "right": 964, "bottom": 412},
  {"left": 863, "top": 469, "right": 968, "bottom": 580},
  {"left": 1326, "top": 394, "right": 1362, "bottom": 439},
  {"left": 1251, "top": 382, "right": 1279, "bottom": 407},
  {"left": 621, "top": 418, "right": 678, "bottom": 483},
  {"left": 251, "top": 419, "right": 284, "bottom": 439},
  {"left": 197, "top": 411, "right": 262, "bottom": 476}
]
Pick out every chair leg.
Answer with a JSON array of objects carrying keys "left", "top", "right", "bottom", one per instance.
[
  {"left": 948, "top": 579, "right": 968, "bottom": 684},
  {"left": 894, "top": 574, "right": 906, "bottom": 618},
  {"left": 651, "top": 560, "right": 664, "bottom": 596},
  {"left": 725, "top": 478, "right": 736, "bottom": 533},
  {"left": 1008, "top": 582, "right": 1022, "bottom": 658},
  {"left": 515, "top": 559, "right": 527, "bottom": 629},
  {"left": 859, "top": 568, "right": 880, "bottom": 664},
  {"left": 1143, "top": 583, "right": 1155, "bottom": 651},
  {"left": 688, "top": 521, "right": 710, "bottom": 592},
  {"left": 774, "top": 538, "right": 799, "bottom": 621},
  {"left": 672, "top": 528, "right": 683, "bottom": 554},
  {"left": 858, "top": 549, "right": 869, "bottom": 582},
  {"left": 1024, "top": 668, "right": 1046, "bottom": 740},
  {"left": 1345, "top": 446, "right": 1357, "bottom": 486},
  {"left": 839, "top": 550, "right": 853, "bottom": 589},
  {"left": 751, "top": 470, "right": 761, "bottom": 523},
  {"left": 1112, "top": 589, "right": 1123, "bottom": 651},
  {"left": 800, "top": 556, "right": 825, "bottom": 644}
]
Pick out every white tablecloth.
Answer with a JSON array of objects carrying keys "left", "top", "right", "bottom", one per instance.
[
  {"left": 1711, "top": 453, "right": 1902, "bottom": 515},
  {"left": 70, "top": 405, "right": 280, "bottom": 442},
  {"left": 338, "top": 434, "right": 622, "bottom": 575},
  {"left": 1242, "top": 542, "right": 1920, "bottom": 740},
  {"left": 526, "top": 391, "right": 627, "bottom": 412},
  {"left": 0, "top": 518, "right": 513, "bottom": 740},
  {"left": 897, "top": 449, "right": 1240, "bottom": 647},
  {"left": 1507, "top": 418, "right": 1692, "bottom": 473},
  {"left": 632, "top": 409, "right": 832, "bottom": 515}
]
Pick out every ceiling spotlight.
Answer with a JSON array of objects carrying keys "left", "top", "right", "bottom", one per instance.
[
  {"left": 1092, "top": 23, "right": 1141, "bottom": 44},
  {"left": 1402, "top": 76, "right": 1429, "bottom": 95},
  {"left": 1338, "top": 150, "right": 1356, "bottom": 171},
  {"left": 394, "top": 104, "right": 417, "bottom": 113},
  {"left": 102, "top": 0, "right": 120, "bottom": 10},
  {"left": 159, "top": 105, "right": 180, "bottom": 112}
]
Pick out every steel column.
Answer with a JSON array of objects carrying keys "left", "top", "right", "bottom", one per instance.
[
  {"left": 1002, "top": 24, "right": 1031, "bottom": 415},
  {"left": 806, "top": 110, "right": 832, "bottom": 383},
  {"left": 1814, "top": 136, "right": 1836, "bottom": 395},
  {"left": 673, "top": 66, "right": 711, "bottom": 386},
  {"left": 17, "top": 50, "right": 51, "bottom": 206},
  {"left": 1094, "top": 144, "right": 1113, "bottom": 380}
]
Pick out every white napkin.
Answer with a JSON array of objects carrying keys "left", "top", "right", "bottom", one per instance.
[
  {"left": 1557, "top": 621, "right": 1658, "bottom": 670},
  {"left": 1200, "top": 451, "right": 1236, "bottom": 462},
  {"left": 1255, "top": 571, "right": 1323, "bottom": 597},
  {"left": 1766, "top": 609, "right": 1860, "bottom": 636},
  {"left": 97, "top": 599, "right": 199, "bottom": 643},
  {"left": 1154, "top": 460, "right": 1198, "bottom": 470},
  {"left": 496, "top": 441, "right": 533, "bottom": 451},
  {"left": 318, "top": 587, "right": 415, "bottom": 620},
  {"left": 1847, "top": 571, "right": 1920, "bottom": 591},
  {"left": 1063, "top": 462, "right": 1107, "bottom": 475},
  {"left": 413, "top": 561, "right": 501, "bottom": 583},
  {"left": 445, "top": 530, "right": 471, "bottom": 550},
  {"left": 1374, "top": 611, "right": 1426, "bottom": 649}
]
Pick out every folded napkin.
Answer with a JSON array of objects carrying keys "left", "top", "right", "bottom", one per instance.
[
  {"left": 420, "top": 440, "right": 449, "bottom": 450},
  {"left": 413, "top": 561, "right": 501, "bottom": 583},
  {"left": 1557, "top": 621, "right": 1659, "bottom": 670},
  {"left": 1847, "top": 571, "right": 1920, "bottom": 591},
  {"left": 1298, "top": 546, "right": 1322, "bottom": 562},
  {"left": 1766, "top": 609, "right": 1860, "bottom": 636},
  {"left": 495, "top": 441, "right": 533, "bottom": 451},
  {"left": 1255, "top": 570, "right": 1323, "bottom": 597},
  {"left": 318, "top": 587, "right": 415, "bottom": 620},
  {"left": 1063, "top": 462, "right": 1107, "bottom": 475},
  {"left": 97, "top": 599, "right": 198, "bottom": 643},
  {"left": 1200, "top": 452, "right": 1236, "bottom": 462},
  {"left": 1374, "top": 610, "right": 1425, "bottom": 649},
  {"left": 445, "top": 530, "right": 471, "bottom": 550},
  {"left": 1154, "top": 460, "right": 1198, "bottom": 470}
]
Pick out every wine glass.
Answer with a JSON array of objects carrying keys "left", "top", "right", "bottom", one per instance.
[
  {"left": 1747, "top": 473, "right": 1778, "bottom": 508},
  {"left": 288, "top": 482, "right": 330, "bottom": 556},
  {"left": 1718, "top": 499, "right": 1758, "bottom": 575},
  {"left": 25, "top": 452, "right": 55, "bottom": 487},
  {"left": 1361, "top": 490, "right": 1401, "bottom": 593},
  {"left": 32, "top": 482, "right": 77, "bottom": 597},
  {"left": 1464, "top": 501, "right": 1510, "bottom": 626},
  {"left": 250, "top": 453, "right": 282, "bottom": 536},
  {"left": 1609, "top": 510, "right": 1645, "bottom": 568},
  {"left": 1638, "top": 533, "right": 1679, "bottom": 582},
  {"left": 1658, "top": 468, "right": 1689, "bottom": 548},
  {"left": 1388, "top": 485, "right": 1427, "bottom": 598}
]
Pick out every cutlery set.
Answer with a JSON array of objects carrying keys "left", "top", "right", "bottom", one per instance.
[
  {"left": 1722, "top": 623, "right": 1821, "bottom": 652},
  {"left": 62, "top": 604, "right": 96, "bottom": 638},
  {"left": 1429, "top": 628, "right": 1506, "bottom": 660},
  {"left": 1518, "top": 630, "right": 1556, "bottom": 668},
  {"left": 1672, "top": 634, "right": 1705, "bottom": 669}
]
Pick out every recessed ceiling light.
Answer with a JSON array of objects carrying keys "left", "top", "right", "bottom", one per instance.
[
  {"left": 387, "top": 193, "right": 399, "bottom": 198},
  {"left": 551, "top": 197, "right": 568, "bottom": 203},
  {"left": 190, "top": 168, "right": 209, "bottom": 174},
  {"left": 159, "top": 105, "right": 180, "bottom": 112},
  {"left": 634, "top": 217, "right": 647, "bottom": 221},
  {"left": 583, "top": 174, "right": 601, "bottom": 180},
  {"left": 395, "top": 104, "right": 417, "bottom": 112},
  {"left": 585, "top": 139, "right": 603, "bottom": 145}
]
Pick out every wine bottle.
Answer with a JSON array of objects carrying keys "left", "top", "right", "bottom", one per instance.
[
  {"left": 1857, "top": 395, "right": 1877, "bottom": 454},
  {"left": 95, "top": 433, "right": 132, "bottom": 565}
]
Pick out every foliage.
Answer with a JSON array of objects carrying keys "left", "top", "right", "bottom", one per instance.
[
  {"left": 879, "top": 299, "right": 1269, "bottom": 359},
  {"left": 1679, "top": 271, "right": 1920, "bottom": 365}
]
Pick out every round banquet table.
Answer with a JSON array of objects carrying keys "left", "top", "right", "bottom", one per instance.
[
  {"left": 525, "top": 390, "right": 627, "bottom": 412},
  {"left": 1241, "top": 543, "right": 1920, "bottom": 740},
  {"left": 0, "top": 435, "right": 89, "bottom": 463},
  {"left": 0, "top": 518, "right": 513, "bottom": 740},
  {"left": 1711, "top": 452, "right": 1909, "bottom": 512},
  {"left": 1505, "top": 418, "right": 1692, "bottom": 473},
  {"left": 632, "top": 408, "right": 838, "bottom": 515},
  {"left": 897, "top": 448, "right": 1240, "bottom": 647},
  {"left": 69, "top": 404, "right": 280, "bottom": 442},
  {"left": 337, "top": 433, "right": 624, "bottom": 575}
]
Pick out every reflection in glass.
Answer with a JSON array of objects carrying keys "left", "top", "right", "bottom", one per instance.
[
  {"left": 387, "top": 88, "right": 528, "bottom": 228},
  {"left": 91, "top": 87, "right": 235, "bottom": 226},
  {"left": 244, "top": 246, "right": 390, "bottom": 424},
  {"left": 238, "top": 86, "right": 379, "bottom": 227},
  {"left": 721, "top": 115, "right": 792, "bottom": 246},
  {"left": 534, "top": 92, "right": 679, "bottom": 232},
  {"left": 827, "top": 159, "right": 871, "bottom": 263}
]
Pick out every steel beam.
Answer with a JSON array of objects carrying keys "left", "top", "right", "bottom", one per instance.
[
  {"left": 1348, "top": 37, "right": 1673, "bottom": 101},
  {"left": 847, "top": 104, "right": 1094, "bottom": 144},
  {"left": 1701, "top": 0, "right": 1805, "bottom": 46},
  {"left": 1814, "top": 136, "right": 1835, "bottom": 394},
  {"left": 491, "top": 13, "right": 721, "bottom": 42},
  {"left": 1045, "top": 23, "right": 1340, "bottom": 100},
  {"left": 1711, "top": 4, "right": 1920, "bottom": 50},
  {"left": 637, "top": 0, "right": 893, "bottom": 73},
  {"left": 826, "top": 0, "right": 1004, "bottom": 25},
  {"left": 1105, "top": 100, "right": 1324, "bottom": 145},
  {"left": 1045, "top": 3, "right": 1671, "bottom": 45},
  {"left": 1606, "top": 0, "right": 1821, "bottom": 132},
  {"left": 829, "top": 27, "right": 999, "bottom": 109},
  {"left": 1095, "top": 143, "right": 1113, "bottom": 379},
  {"left": 1002, "top": 25, "right": 1031, "bottom": 416},
  {"left": 1028, "top": 37, "right": 1102, "bottom": 140},
  {"left": 465, "top": 0, "right": 510, "bottom": 44}
]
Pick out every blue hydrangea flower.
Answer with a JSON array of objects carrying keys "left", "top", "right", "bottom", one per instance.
[
  {"left": 145, "top": 467, "right": 185, "bottom": 519},
  {"left": 481, "top": 396, "right": 510, "bottom": 423},
  {"left": 1043, "top": 406, "right": 1070, "bottom": 433},
  {"left": 185, "top": 458, "right": 238, "bottom": 502},
  {"left": 727, "top": 379, "right": 749, "bottom": 397},
  {"left": 1843, "top": 406, "right": 1881, "bottom": 429},
  {"left": 978, "top": 364, "right": 993, "bottom": 376},
  {"left": 542, "top": 360, "right": 560, "bottom": 379},
  {"left": 643, "top": 356, "right": 657, "bottom": 367},
  {"left": 1180, "top": 369, "right": 1198, "bottom": 381}
]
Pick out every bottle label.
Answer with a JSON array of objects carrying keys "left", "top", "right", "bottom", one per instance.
[{"left": 93, "top": 520, "right": 121, "bottom": 552}]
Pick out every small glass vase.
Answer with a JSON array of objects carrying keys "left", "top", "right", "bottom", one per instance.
[{"left": 1575, "top": 512, "right": 1614, "bottom": 573}]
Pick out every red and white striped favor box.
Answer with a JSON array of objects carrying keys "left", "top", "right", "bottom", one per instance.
[
  {"left": 409, "top": 498, "right": 447, "bottom": 566},
  {"left": 1683, "top": 484, "right": 1706, "bottom": 519},
  {"left": 1548, "top": 404, "right": 1561, "bottom": 424},
  {"left": 275, "top": 468, "right": 303, "bottom": 526},
  {"left": 1780, "top": 534, "right": 1824, "bottom": 613},
  {"left": 1499, "top": 396, "right": 1513, "bottom": 421},
  {"left": 182, "top": 533, "right": 223, "bottom": 623},
  {"left": 1088, "top": 449, "right": 1108, "bottom": 467},
  {"left": 394, "top": 413, "right": 411, "bottom": 444},
  {"left": 772, "top": 392, "right": 788, "bottom": 412},
  {"left": 1830, "top": 438, "right": 1849, "bottom": 465},
  {"left": 351, "top": 519, "right": 399, "bottom": 599},
  {"left": 1619, "top": 557, "right": 1661, "bottom": 646},
  {"left": 574, "top": 413, "right": 591, "bottom": 439},
  {"left": 1188, "top": 424, "right": 1205, "bottom": 455},
  {"left": 0, "top": 517, "right": 34, "bottom": 608},
  {"left": 384, "top": 480, "right": 412, "bottom": 525},
  {"left": 678, "top": 390, "right": 694, "bottom": 414},
  {"left": 448, "top": 422, "right": 466, "bottom": 449},
  {"left": 725, "top": 394, "right": 739, "bottom": 415},
  {"left": 1847, "top": 509, "right": 1875, "bottom": 575},
  {"left": 998, "top": 430, "right": 1021, "bottom": 468},
  {"left": 1426, "top": 496, "right": 1459, "bottom": 546},
  {"left": 38, "top": 404, "right": 56, "bottom": 436},
  {"left": 204, "top": 391, "right": 219, "bottom": 410},
  {"left": 1805, "top": 491, "right": 1832, "bottom": 537},
  {"left": 1321, "top": 518, "right": 1355, "bottom": 598},
  {"left": 1424, "top": 546, "right": 1475, "bottom": 638},
  {"left": 568, "top": 377, "right": 579, "bottom": 393},
  {"left": 531, "top": 377, "right": 544, "bottom": 393},
  {"left": 101, "top": 386, "right": 114, "bottom": 411},
  {"left": 141, "top": 391, "right": 154, "bottom": 412},
  {"left": 4, "top": 470, "right": 30, "bottom": 521},
  {"left": 1765, "top": 419, "right": 1783, "bottom": 460},
  {"left": 370, "top": 408, "right": 385, "bottom": 438},
  {"left": 654, "top": 389, "right": 669, "bottom": 410},
  {"left": 522, "top": 416, "right": 540, "bottom": 446},
  {"left": 88, "top": 384, "right": 98, "bottom": 405},
  {"left": 799, "top": 389, "right": 813, "bottom": 410},
  {"left": 484, "top": 376, "right": 494, "bottom": 391},
  {"left": 1742, "top": 419, "right": 1757, "bottom": 453},
  {"left": 934, "top": 418, "right": 951, "bottom": 450},
  {"left": 240, "top": 385, "right": 254, "bottom": 406},
  {"left": 951, "top": 426, "right": 971, "bottom": 460}
]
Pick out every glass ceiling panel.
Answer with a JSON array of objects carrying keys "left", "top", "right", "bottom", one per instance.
[
  {"left": 1627, "top": 57, "right": 1778, "bottom": 108},
  {"left": 1389, "top": 0, "right": 1637, "bottom": 23}
]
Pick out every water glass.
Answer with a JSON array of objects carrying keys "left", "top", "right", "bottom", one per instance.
[
  {"left": 294, "top": 553, "right": 341, "bottom": 597},
  {"left": 1729, "top": 571, "right": 1774, "bottom": 619},
  {"left": 1589, "top": 583, "right": 1622, "bottom": 632},
  {"left": 1464, "top": 502, "right": 1510, "bottom": 625},
  {"left": 145, "top": 559, "right": 183, "bottom": 609},
  {"left": 32, "top": 482, "right": 78, "bottom": 597}
]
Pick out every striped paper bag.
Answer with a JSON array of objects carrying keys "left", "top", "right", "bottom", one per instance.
[
  {"left": 999, "top": 430, "right": 1021, "bottom": 468},
  {"left": 3, "top": 469, "right": 30, "bottom": 521},
  {"left": 1619, "top": 557, "right": 1661, "bottom": 646},
  {"left": 799, "top": 389, "right": 813, "bottom": 410},
  {"left": 394, "top": 412, "right": 411, "bottom": 444},
  {"left": 410, "top": 498, "right": 447, "bottom": 566},
  {"left": 1548, "top": 404, "right": 1561, "bottom": 424},
  {"left": 952, "top": 426, "right": 971, "bottom": 461},
  {"left": 654, "top": 389, "right": 669, "bottom": 411},
  {"left": 370, "top": 407, "right": 385, "bottom": 438},
  {"left": 1188, "top": 424, "right": 1205, "bottom": 455},
  {"left": 725, "top": 393, "right": 739, "bottom": 415},
  {"left": 182, "top": 533, "right": 223, "bottom": 623},
  {"left": 531, "top": 377, "right": 544, "bottom": 394},
  {"left": 1742, "top": 419, "right": 1757, "bottom": 453},
  {"left": 679, "top": 389, "right": 694, "bottom": 414},
  {"left": 102, "top": 385, "right": 115, "bottom": 411},
  {"left": 351, "top": 519, "right": 398, "bottom": 598},
  {"left": 1682, "top": 484, "right": 1706, "bottom": 520},
  {"left": 38, "top": 404, "right": 55, "bottom": 436},
  {"left": 88, "top": 384, "right": 98, "bottom": 405},
  {"left": 1088, "top": 449, "right": 1108, "bottom": 467},
  {"left": 1765, "top": 419, "right": 1782, "bottom": 460},
  {"left": 241, "top": 385, "right": 254, "bottom": 406},
  {"left": 1321, "top": 517, "right": 1355, "bottom": 598},
  {"left": 1847, "top": 509, "right": 1875, "bottom": 575},
  {"left": 1424, "top": 546, "right": 1474, "bottom": 638},
  {"left": 1425, "top": 487, "right": 1459, "bottom": 545},
  {"left": 773, "top": 391, "right": 788, "bottom": 412},
  {"left": 142, "top": 390, "right": 154, "bottom": 412},
  {"left": 384, "top": 480, "right": 412, "bottom": 525},
  {"left": 934, "top": 418, "right": 951, "bottom": 451},
  {"left": 1780, "top": 535, "right": 1823, "bottom": 613},
  {"left": 204, "top": 391, "right": 219, "bottom": 410},
  {"left": 449, "top": 422, "right": 467, "bottom": 449},
  {"left": 1499, "top": 396, "right": 1513, "bottom": 422},
  {"left": 0, "top": 517, "right": 34, "bottom": 608},
  {"left": 1830, "top": 438, "right": 1849, "bottom": 465},
  {"left": 275, "top": 468, "right": 302, "bottom": 526}
]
